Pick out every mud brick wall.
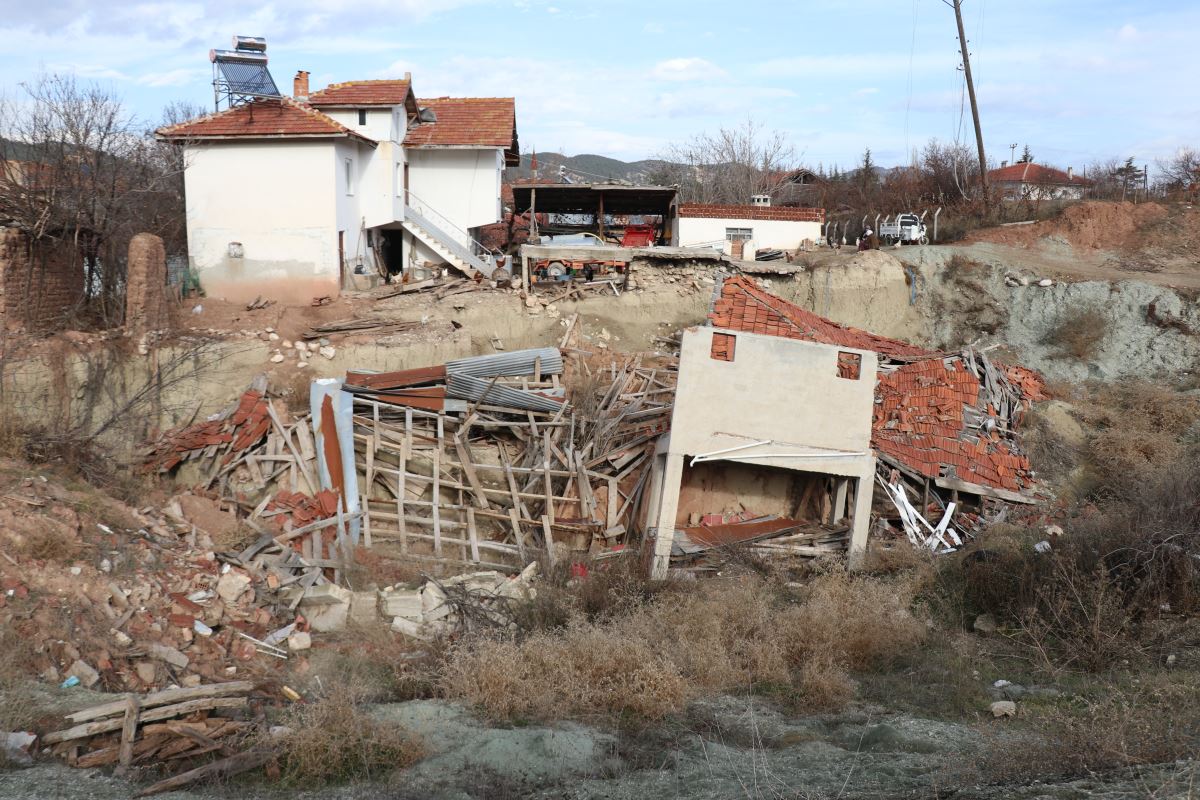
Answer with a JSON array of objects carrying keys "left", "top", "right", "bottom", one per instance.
[
  {"left": 125, "top": 233, "right": 170, "bottom": 337},
  {"left": 0, "top": 227, "right": 84, "bottom": 331}
]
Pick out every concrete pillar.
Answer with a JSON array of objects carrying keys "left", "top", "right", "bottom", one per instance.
[
  {"left": 847, "top": 456, "right": 877, "bottom": 568},
  {"left": 649, "top": 452, "right": 685, "bottom": 579}
]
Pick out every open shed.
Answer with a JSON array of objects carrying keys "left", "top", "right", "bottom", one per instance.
[{"left": 510, "top": 183, "right": 678, "bottom": 243}]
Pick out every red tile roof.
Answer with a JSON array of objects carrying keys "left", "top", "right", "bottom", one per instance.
[
  {"left": 987, "top": 162, "right": 1093, "bottom": 187},
  {"left": 710, "top": 276, "right": 1041, "bottom": 495},
  {"left": 404, "top": 97, "right": 519, "bottom": 164},
  {"left": 308, "top": 79, "right": 414, "bottom": 107},
  {"left": 679, "top": 204, "right": 825, "bottom": 223},
  {"left": 156, "top": 98, "right": 375, "bottom": 144},
  {"left": 710, "top": 275, "right": 932, "bottom": 359}
]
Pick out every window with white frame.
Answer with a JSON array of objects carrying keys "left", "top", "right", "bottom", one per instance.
[
  {"left": 344, "top": 157, "right": 354, "bottom": 195},
  {"left": 725, "top": 227, "right": 753, "bottom": 241}
]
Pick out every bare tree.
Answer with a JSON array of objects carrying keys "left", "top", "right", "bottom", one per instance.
[
  {"left": 0, "top": 74, "right": 188, "bottom": 327},
  {"left": 1157, "top": 148, "right": 1200, "bottom": 199},
  {"left": 650, "top": 119, "right": 798, "bottom": 205}
]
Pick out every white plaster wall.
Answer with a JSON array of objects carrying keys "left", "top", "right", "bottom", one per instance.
[
  {"left": 677, "top": 216, "right": 822, "bottom": 254},
  {"left": 407, "top": 148, "right": 504, "bottom": 238},
  {"left": 183, "top": 140, "right": 339, "bottom": 304},
  {"left": 665, "top": 326, "right": 877, "bottom": 476},
  {"left": 323, "top": 108, "right": 399, "bottom": 144},
  {"left": 355, "top": 140, "right": 404, "bottom": 229}
]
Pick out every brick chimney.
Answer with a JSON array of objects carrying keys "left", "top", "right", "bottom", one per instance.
[
  {"left": 293, "top": 70, "right": 310, "bottom": 102},
  {"left": 1067, "top": 166, "right": 1074, "bottom": 181}
]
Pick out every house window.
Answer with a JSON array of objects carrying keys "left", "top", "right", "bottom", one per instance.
[
  {"left": 837, "top": 351, "right": 862, "bottom": 380},
  {"left": 344, "top": 157, "right": 354, "bottom": 195},
  {"left": 357, "top": 109, "right": 367, "bottom": 126},
  {"left": 725, "top": 227, "right": 753, "bottom": 241},
  {"left": 711, "top": 332, "right": 736, "bottom": 362}
]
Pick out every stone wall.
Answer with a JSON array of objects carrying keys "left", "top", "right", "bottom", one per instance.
[
  {"left": 125, "top": 233, "right": 170, "bottom": 338},
  {"left": 0, "top": 227, "right": 84, "bottom": 330}
]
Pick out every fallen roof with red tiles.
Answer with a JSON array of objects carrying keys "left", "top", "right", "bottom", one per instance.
[
  {"left": 710, "top": 274, "right": 933, "bottom": 360},
  {"left": 709, "top": 275, "right": 1044, "bottom": 497},
  {"left": 308, "top": 79, "right": 417, "bottom": 112},
  {"left": 156, "top": 98, "right": 375, "bottom": 145},
  {"left": 404, "top": 97, "right": 519, "bottom": 165}
]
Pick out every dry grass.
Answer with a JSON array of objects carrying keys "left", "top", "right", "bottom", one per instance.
[
  {"left": 12, "top": 524, "right": 82, "bottom": 562},
  {"left": 276, "top": 685, "right": 423, "bottom": 785},
  {"left": 1042, "top": 305, "right": 1110, "bottom": 360},
  {"left": 318, "top": 623, "right": 447, "bottom": 703},
  {"left": 1077, "top": 381, "right": 1200, "bottom": 498},
  {"left": 442, "top": 569, "right": 926, "bottom": 721},
  {"left": 979, "top": 669, "right": 1200, "bottom": 781}
]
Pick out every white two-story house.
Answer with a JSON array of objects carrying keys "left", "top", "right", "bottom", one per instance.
[{"left": 158, "top": 71, "right": 518, "bottom": 304}]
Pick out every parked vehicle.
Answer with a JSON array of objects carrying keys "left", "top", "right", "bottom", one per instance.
[{"left": 879, "top": 213, "right": 928, "bottom": 245}]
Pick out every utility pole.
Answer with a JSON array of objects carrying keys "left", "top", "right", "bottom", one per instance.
[{"left": 946, "top": 0, "right": 989, "bottom": 212}]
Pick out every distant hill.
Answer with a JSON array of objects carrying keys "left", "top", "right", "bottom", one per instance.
[{"left": 506, "top": 152, "right": 675, "bottom": 185}]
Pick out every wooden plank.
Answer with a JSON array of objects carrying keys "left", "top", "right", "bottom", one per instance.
[
  {"left": 541, "top": 514, "right": 557, "bottom": 564},
  {"left": 433, "top": 415, "right": 443, "bottom": 556},
  {"left": 116, "top": 695, "right": 139, "bottom": 772},
  {"left": 466, "top": 507, "right": 481, "bottom": 563},
  {"left": 132, "top": 746, "right": 274, "bottom": 797},
  {"left": 266, "top": 403, "right": 318, "bottom": 494},
  {"left": 454, "top": 435, "right": 490, "bottom": 509},
  {"left": 509, "top": 507, "right": 526, "bottom": 561},
  {"left": 65, "top": 681, "right": 255, "bottom": 724},
  {"left": 47, "top": 698, "right": 249, "bottom": 744}
]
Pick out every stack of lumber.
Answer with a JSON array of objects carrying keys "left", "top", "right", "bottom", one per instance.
[{"left": 43, "top": 682, "right": 261, "bottom": 793}]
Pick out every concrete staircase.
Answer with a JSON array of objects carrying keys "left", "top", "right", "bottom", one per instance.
[{"left": 402, "top": 204, "right": 494, "bottom": 279}]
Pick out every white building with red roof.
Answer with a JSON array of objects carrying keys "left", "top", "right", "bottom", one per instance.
[
  {"left": 158, "top": 71, "right": 518, "bottom": 303},
  {"left": 987, "top": 161, "right": 1092, "bottom": 202}
]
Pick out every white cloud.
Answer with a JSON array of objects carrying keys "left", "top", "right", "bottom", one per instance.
[
  {"left": 651, "top": 57, "right": 725, "bottom": 82},
  {"left": 1117, "top": 23, "right": 1140, "bottom": 41}
]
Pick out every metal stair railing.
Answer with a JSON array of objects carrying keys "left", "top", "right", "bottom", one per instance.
[{"left": 404, "top": 190, "right": 499, "bottom": 271}]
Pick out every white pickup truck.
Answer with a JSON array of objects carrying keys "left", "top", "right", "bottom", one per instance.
[{"left": 879, "top": 213, "right": 929, "bottom": 245}]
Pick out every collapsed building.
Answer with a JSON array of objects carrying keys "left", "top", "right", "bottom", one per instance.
[{"left": 643, "top": 275, "right": 1043, "bottom": 574}]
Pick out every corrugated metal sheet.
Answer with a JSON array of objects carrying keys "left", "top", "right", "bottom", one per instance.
[
  {"left": 345, "top": 365, "right": 447, "bottom": 390},
  {"left": 446, "top": 374, "right": 565, "bottom": 413},
  {"left": 445, "top": 347, "right": 563, "bottom": 378}
]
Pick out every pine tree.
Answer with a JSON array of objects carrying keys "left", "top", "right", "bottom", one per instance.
[{"left": 1019, "top": 144, "right": 1033, "bottom": 163}]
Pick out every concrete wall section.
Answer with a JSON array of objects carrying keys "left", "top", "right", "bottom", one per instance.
[
  {"left": 407, "top": 148, "right": 504, "bottom": 235},
  {"left": 677, "top": 216, "right": 822, "bottom": 255},
  {"left": 667, "top": 327, "right": 877, "bottom": 462},
  {"left": 183, "top": 141, "right": 340, "bottom": 304},
  {"left": 648, "top": 327, "right": 879, "bottom": 576}
]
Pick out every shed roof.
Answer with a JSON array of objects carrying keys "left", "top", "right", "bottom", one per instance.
[{"left": 511, "top": 183, "right": 678, "bottom": 217}]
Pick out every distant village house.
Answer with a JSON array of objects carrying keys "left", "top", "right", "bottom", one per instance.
[{"left": 988, "top": 161, "right": 1092, "bottom": 202}]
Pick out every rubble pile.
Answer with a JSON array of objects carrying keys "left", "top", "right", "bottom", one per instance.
[{"left": 0, "top": 478, "right": 295, "bottom": 693}]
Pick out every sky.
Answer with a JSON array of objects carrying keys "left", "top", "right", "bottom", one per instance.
[{"left": 1, "top": 0, "right": 1197, "bottom": 171}]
